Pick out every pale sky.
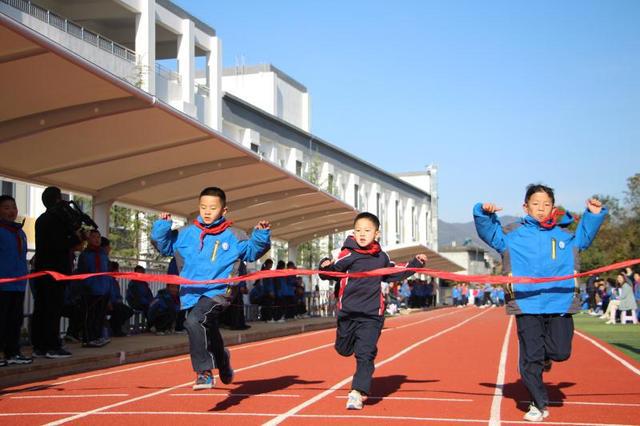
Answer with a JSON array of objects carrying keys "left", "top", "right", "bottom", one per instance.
[{"left": 175, "top": 0, "right": 640, "bottom": 222}]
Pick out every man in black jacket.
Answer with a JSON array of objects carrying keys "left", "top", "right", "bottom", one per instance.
[
  {"left": 31, "top": 187, "right": 83, "bottom": 358},
  {"left": 320, "top": 212, "right": 427, "bottom": 410}
]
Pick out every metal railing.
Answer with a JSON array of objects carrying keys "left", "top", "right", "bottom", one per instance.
[
  {"left": 155, "top": 62, "right": 180, "bottom": 82},
  {"left": 1, "top": 0, "right": 137, "bottom": 63}
]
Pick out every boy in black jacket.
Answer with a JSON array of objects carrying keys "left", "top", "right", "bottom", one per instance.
[{"left": 320, "top": 212, "right": 427, "bottom": 410}]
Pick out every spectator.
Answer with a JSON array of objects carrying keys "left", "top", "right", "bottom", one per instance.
[
  {"left": 288, "top": 261, "right": 307, "bottom": 319},
  {"left": 76, "top": 230, "right": 111, "bottom": 347},
  {"left": 452, "top": 284, "right": 461, "bottom": 307},
  {"left": 255, "top": 259, "right": 275, "bottom": 323},
  {"left": 274, "top": 260, "right": 295, "bottom": 323},
  {"left": 585, "top": 275, "right": 599, "bottom": 315},
  {"left": 221, "top": 262, "right": 250, "bottom": 330},
  {"left": 31, "top": 186, "right": 82, "bottom": 359},
  {"left": 166, "top": 258, "right": 186, "bottom": 333},
  {"left": 0, "top": 195, "right": 32, "bottom": 366},
  {"left": 148, "top": 284, "right": 181, "bottom": 335},
  {"left": 126, "top": 265, "right": 153, "bottom": 319},
  {"left": 106, "top": 261, "right": 133, "bottom": 337},
  {"left": 616, "top": 272, "right": 638, "bottom": 325}
]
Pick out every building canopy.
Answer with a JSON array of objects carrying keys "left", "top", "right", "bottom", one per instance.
[{"left": 0, "top": 15, "right": 358, "bottom": 242}]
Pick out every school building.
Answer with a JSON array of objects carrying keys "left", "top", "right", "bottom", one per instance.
[{"left": 0, "top": 0, "right": 461, "bottom": 278}]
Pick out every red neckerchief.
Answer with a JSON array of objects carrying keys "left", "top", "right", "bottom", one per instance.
[
  {"left": 348, "top": 235, "right": 381, "bottom": 255},
  {"left": 87, "top": 246, "right": 105, "bottom": 272},
  {"left": 193, "top": 219, "right": 233, "bottom": 250},
  {"left": 0, "top": 222, "right": 23, "bottom": 254},
  {"left": 539, "top": 208, "right": 565, "bottom": 229}
]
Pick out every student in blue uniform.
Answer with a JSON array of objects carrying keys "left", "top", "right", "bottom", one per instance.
[
  {"left": 0, "top": 195, "right": 32, "bottom": 366},
  {"left": 473, "top": 184, "right": 606, "bottom": 422},
  {"left": 320, "top": 212, "right": 427, "bottom": 410},
  {"left": 152, "top": 187, "right": 270, "bottom": 390}
]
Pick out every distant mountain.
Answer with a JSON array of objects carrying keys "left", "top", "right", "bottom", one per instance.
[{"left": 438, "top": 215, "right": 520, "bottom": 259}]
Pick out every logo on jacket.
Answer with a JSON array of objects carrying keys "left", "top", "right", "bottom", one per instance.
[
  {"left": 558, "top": 241, "right": 565, "bottom": 249},
  {"left": 222, "top": 242, "right": 229, "bottom": 251}
]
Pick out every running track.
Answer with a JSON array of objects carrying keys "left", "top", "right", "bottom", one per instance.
[{"left": 1, "top": 307, "right": 638, "bottom": 425}]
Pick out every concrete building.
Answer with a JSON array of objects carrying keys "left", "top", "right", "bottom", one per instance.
[
  {"left": 0, "top": 0, "right": 459, "bottom": 276},
  {"left": 439, "top": 243, "right": 494, "bottom": 276}
]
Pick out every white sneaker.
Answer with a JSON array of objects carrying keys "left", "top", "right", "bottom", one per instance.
[
  {"left": 523, "top": 404, "right": 549, "bottom": 422},
  {"left": 277, "top": 318, "right": 286, "bottom": 323},
  {"left": 346, "top": 390, "right": 363, "bottom": 410}
]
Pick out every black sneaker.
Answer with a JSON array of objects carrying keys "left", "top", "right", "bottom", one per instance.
[
  {"left": 6, "top": 354, "right": 33, "bottom": 365},
  {"left": 543, "top": 359, "right": 552, "bottom": 372},
  {"left": 46, "top": 349, "right": 72, "bottom": 359},
  {"left": 32, "top": 350, "right": 47, "bottom": 358},
  {"left": 0, "top": 359, "right": 7, "bottom": 367},
  {"left": 219, "top": 348, "right": 234, "bottom": 385}
]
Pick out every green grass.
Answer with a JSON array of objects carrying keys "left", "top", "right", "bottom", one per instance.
[{"left": 573, "top": 313, "right": 640, "bottom": 362}]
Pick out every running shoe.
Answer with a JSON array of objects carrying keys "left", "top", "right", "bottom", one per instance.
[
  {"left": 219, "top": 348, "right": 234, "bottom": 385},
  {"left": 523, "top": 404, "right": 549, "bottom": 422},
  {"left": 46, "top": 349, "right": 72, "bottom": 359},
  {"left": 346, "top": 390, "right": 363, "bottom": 410},
  {"left": 193, "top": 371, "right": 215, "bottom": 390},
  {"left": 543, "top": 359, "right": 552, "bottom": 372},
  {"left": 6, "top": 354, "right": 33, "bottom": 365}
]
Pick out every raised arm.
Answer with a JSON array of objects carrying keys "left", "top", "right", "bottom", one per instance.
[
  {"left": 151, "top": 215, "right": 178, "bottom": 257},
  {"left": 473, "top": 202, "right": 507, "bottom": 253},
  {"left": 239, "top": 221, "right": 271, "bottom": 262},
  {"left": 382, "top": 254, "right": 426, "bottom": 282},
  {"left": 574, "top": 198, "right": 608, "bottom": 251}
]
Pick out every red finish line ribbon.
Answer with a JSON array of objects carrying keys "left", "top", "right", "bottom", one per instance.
[{"left": 1, "top": 258, "right": 639, "bottom": 286}]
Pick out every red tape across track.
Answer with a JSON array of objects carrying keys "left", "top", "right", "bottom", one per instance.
[{"left": 1, "top": 258, "right": 639, "bottom": 286}]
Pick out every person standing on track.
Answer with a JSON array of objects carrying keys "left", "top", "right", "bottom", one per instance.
[
  {"left": 151, "top": 186, "right": 271, "bottom": 390},
  {"left": 319, "top": 212, "right": 427, "bottom": 410},
  {"left": 473, "top": 184, "right": 607, "bottom": 422}
]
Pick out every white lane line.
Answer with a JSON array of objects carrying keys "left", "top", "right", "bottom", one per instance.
[
  {"left": 43, "top": 310, "right": 458, "bottom": 426},
  {"left": 5, "top": 411, "right": 640, "bottom": 426},
  {"left": 489, "top": 315, "right": 514, "bottom": 426},
  {"left": 335, "top": 395, "right": 473, "bottom": 402},
  {"left": 263, "top": 309, "right": 491, "bottom": 426},
  {"left": 519, "top": 400, "right": 640, "bottom": 408},
  {"left": 575, "top": 330, "right": 640, "bottom": 376},
  {"left": 10, "top": 394, "right": 128, "bottom": 399},
  {"left": 170, "top": 393, "right": 300, "bottom": 398}
]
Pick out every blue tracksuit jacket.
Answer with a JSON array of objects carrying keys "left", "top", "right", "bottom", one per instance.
[
  {"left": 0, "top": 220, "right": 28, "bottom": 292},
  {"left": 151, "top": 216, "right": 271, "bottom": 310},
  {"left": 473, "top": 203, "right": 607, "bottom": 314},
  {"left": 76, "top": 247, "right": 111, "bottom": 296}
]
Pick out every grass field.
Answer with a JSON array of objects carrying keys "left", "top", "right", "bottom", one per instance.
[{"left": 574, "top": 313, "right": 640, "bottom": 362}]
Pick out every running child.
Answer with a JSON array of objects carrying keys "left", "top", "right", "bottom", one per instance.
[
  {"left": 319, "top": 212, "right": 427, "bottom": 410},
  {"left": 473, "top": 184, "right": 606, "bottom": 422},
  {"left": 152, "top": 186, "right": 271, "bottom": 389}
]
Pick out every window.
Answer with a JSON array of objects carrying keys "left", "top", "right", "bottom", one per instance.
[
  {"left": 412, "top": 206, "right": 416, "bottom": 241},
  {"left": 295, "top": 160, "right": 303, "bottom": 177},
  {"left": 327, "top": 174, "right": 334, "bottom": 194},
  {"left": 376, "top": 193, "right": 381, "bottom": 217},
  {"left": 354, "top": 184, "right": 359, "bottom": 209},
  {"left": 1, "top": 180, "right": 15, "bottom": 197},
  {"left": 250, "top": 143, "right": 259, "bottom": 153},
  {"left": 395, "top": 200, "right": 400, "bottom": 243}
]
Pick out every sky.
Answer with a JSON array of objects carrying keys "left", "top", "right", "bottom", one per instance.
[{"left": 175, "top": 0, "right": 639, "bottom": 222}]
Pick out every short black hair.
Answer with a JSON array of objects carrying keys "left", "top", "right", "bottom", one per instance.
[
  {"left": 354, "top": 212, "right": 380, "bottom": 230},
  {"left": 199, "top": 187, "right": 226, "bottom": 206},
  {"left": 100, "top": 236, "right": 110, "bottom": 247},
  {"left": 524, "top": 184, "right": 555, "bottom": 205},
  {"left": 42, "top": 186, "right": 62, "bottom": 208},
  {"left": 134, "top": 265, "right": 145, "bottom": 273},
  {"left": 0, "top": 195, "right": 15, "bottom": 205},
  {"left": 276, "top": 260, "right": 286, "bottom": 269}
]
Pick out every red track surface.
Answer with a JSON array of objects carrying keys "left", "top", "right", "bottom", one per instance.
[{"left": 1, "top": 307, "right": 639, "bottom": 425}]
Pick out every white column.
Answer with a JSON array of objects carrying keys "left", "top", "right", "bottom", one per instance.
[
  {"left": 92, "top": 200, "right": 113, "bottom": 238},
  {"left": 134, "top": 0, "right": 155, "bottom": 94},
  {"left": 288, "top": 243, "right": 298, "bottom": 263},
  {"left": 178, "top": 19, "right": 195, "bottom": 105},
  {"left": 206, "top": 36, "right": 222, "bottom": 131}
]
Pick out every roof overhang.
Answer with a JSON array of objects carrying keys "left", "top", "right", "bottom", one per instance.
[
  {"left": 386, "top": 244, "right": 464, "bottom": 273},
  {"left": 0, "top": 13, "right": 356, "bottom": 242}
]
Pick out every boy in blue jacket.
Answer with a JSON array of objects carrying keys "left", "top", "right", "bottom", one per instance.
[
  {"left": 320, "top": 212, "right": 427, "bottom": 410},
  {"left": 0, "top": 195, "right": 32, "bottom": 366},
  {"left": 473, "top": 184, "right": 606, "bottom": 422},
  {"left": 76, "top": 229, "right": 112, "bottom": 347},
  {"left": 152, "top": 187, "right": 271, "bottom": 390}
]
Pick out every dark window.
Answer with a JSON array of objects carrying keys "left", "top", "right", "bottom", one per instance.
[
  {"left": 295, "top": 160, "right": 303, "bottom": 177},
  {"left": 354, "top": 184, "right": 359, "bottom": 209},
  {"left": 1, "top": 180, "right": 15, "bottom": 197},
  {"left": 250, "top": 143, "right": 259, "bottom": 153}
]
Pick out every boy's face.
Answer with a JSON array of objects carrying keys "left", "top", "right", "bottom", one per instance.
[
  {"left": 199, "top": 195, "right": 227, "bottom": 225},
  {"left": 353, "top": 218, "right": 380, "bottom": 248},
  {"left": 523, "top": 191, "right": 554, "bottom": 222},
  {"left": 87, "top": 231, "right": 101, "bottom": 248},
  {"left": 0, "top": 199, "right": 18, "bottom": 222}
]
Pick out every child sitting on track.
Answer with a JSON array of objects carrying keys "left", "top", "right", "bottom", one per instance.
[
  {"left": 152, "top": 186, "right": 271, "bottom": 390},
  {"left": 473, "top": 184, "right": 606, "bottom": 422},
  {"left": 319, "top": 212, "right": 427, "bottom": 410}
]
